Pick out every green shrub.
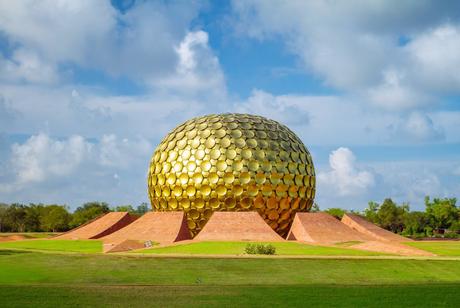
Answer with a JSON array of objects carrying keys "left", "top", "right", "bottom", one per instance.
[{"left": 245, "top": 243, "right": 276, "bottom": 255}]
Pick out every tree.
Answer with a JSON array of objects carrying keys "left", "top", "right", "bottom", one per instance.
[
  {"left": 113, "top": 205, "right": 135, "bottom": 213},
  {"left": 5, "top": 204, "right": 27, "bottom": 232},
  {"left": 310, "top": 202, "right": 320, "bottom": 212},
  {"left": 136, "top": 202, "right": 150, "bottom": 215},
  {"left": 0, "top": 203, "right": 8, "bottom": 232},
  {"left": 24, "top": 204, "right": 44, "bottom": 232},
  {"left": 403, "top": 211, "right": 427, "bottom": 236},
  {"left": 364, "top": 201, "right": 379, "bottom": 223},
  {"left": 41, "top": 205, "right": 71, "bottom": 232},
  {"left": 377, "top": 199, "right": 409, "bottom": 233},
  {"left": 425, "top": 196, "right": 458, "bottom": 231},
  {"left": 70, "top": 202, "right": 110, "bottom": 228}
]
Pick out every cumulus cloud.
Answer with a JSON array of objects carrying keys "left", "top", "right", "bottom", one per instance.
[
  {"left": 317, "top": 147, "right": 375, "bottom": 196},
  {"left": 231, "top": 1, "right": 460, "bottom": 109},
  {"left": 367, "top": 69, "right": 430, "bottom": 110},
  {"left": 398, "top": 112, "right": 444, "bottom": 142},
  {"left": 9, "top": 133, "right": 91, "bottom": 185},
  {"left": 0, "top": 48, "right": 58, "bottom": 84},
  {"left": 370, "top": 161, "right": 447, "bottom": 208},
  {"left": 154, "top": 31, "right": 227, "bottom": 98},
  {"left": 236, "top": 89, "right": 310, "bottom": 127},
  {"left": 407, "top": 24, "right": 460, "bottom": 92},
  {"left": 0, "top": 133, "right": 153, "bottom": 206},
  {"left": 0, "top": 0, "right": 201, "bottom": 83},
  {"left": 99, "top": 134, "right": 152, "bottom": 168}
]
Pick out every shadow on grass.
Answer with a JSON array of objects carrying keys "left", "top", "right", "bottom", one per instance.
[{"left": 0, "top": 249, "right": 32, "bottom": 256}]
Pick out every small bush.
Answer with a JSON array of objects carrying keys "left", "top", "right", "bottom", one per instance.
[{"left": 245, "top": 243, "right": 276, "bottom": 255}]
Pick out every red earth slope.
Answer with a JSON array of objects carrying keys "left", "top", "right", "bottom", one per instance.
[
  {"left": 54, "top": 212, "right": 137, "bottom": 240},
  {"left": 341, "top": 213, "right": 413, "bottom": 242},
  {"left": 194, "top": 212, "right": 284, "bottom": 242},
  {"left": 287, "top": 212, "right": 432, "bottom": 256},
  {"left": 101, "top": 211, "right": 191, "bottom": 252}
]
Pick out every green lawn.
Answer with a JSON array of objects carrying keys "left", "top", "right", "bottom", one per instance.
[
  {"left": 405, "top": 241, "right": 460, "bottom": 256},
  {"left": 137, "top": 241, "right": 386, "bottom": 256},
  {"left": 1, "top": 250, "right": 460, "bottom": 285},
  {"left": 0, "top": 240, "right": 102, "bottom": 253},
  {"left": 1, "top": 250, "right": 459, "bottom": 307},
  {"left": 1, "top": 284, "right": 459, "bottom": 307}
]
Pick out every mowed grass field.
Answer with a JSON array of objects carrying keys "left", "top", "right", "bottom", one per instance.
[
  {"left": 0, "top": 240, "right": 102, "bottom": 253},
  {"left": 406, "top": 241, "right": 460, "bottom": 256},
  {"left": 0, "top": 239, "right": 387, "bottom": 256},
  {"left": 0, "top": 249, "right": 460, "bottom": 307},
  {"left": 1, "top": 239, "right": 460, "bottom": 306},
  {"left": 137, "top": 241, "right": 386, "bottom": 256}
]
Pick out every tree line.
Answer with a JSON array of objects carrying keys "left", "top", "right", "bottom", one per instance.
[
  {"left": 320, "top": 196, "right": 459, "bottom": 238},
  {"left": 0, "top": 202, "right": 150, "bottom": 233}
]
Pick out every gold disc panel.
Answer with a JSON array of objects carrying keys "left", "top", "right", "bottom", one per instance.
[{"left": 148, "top": 113, "right": 316, "bottom": 237}]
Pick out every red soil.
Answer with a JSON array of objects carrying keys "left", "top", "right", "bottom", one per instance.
[
  {"left": 287, "top": 212, "right": 371, "bottom": 243},
  {"left": 101, "top": 211, "right": 191, "bottom": 253},
  {"left": 54, "top": 212, "right": 137, "bottom": 240},
  {"left": 194, "top": 212, "right": 284, "bottom": 242},
  {"left": 341, "top": 213, "right": 413, "bottom": 242},
  {"left": 287, "top": 212, "right": 432, "bottom": 256}
]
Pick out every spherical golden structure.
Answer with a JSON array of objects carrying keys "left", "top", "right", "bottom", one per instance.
[{"left": 148, "top": 113, "right": 315, "bottom": 237}]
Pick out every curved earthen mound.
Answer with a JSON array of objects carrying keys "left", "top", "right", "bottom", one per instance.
[
  {"left": 101, "top": 211, "right": 191, "bottom": 253},
  {"left": 341, "top": 213, "right": 412, "bottom": 242},
  {"left": 287, "top": 212, "right": 371, "bottom": 243},
  {"left": 54, "top": 212, "right": 137, "bottom": 240},
  {"left": 287, "top": 212, "right": 432, "bottom": 256},
  {"left": 194, "top": 212, "right": 284, "bottom": 242}
]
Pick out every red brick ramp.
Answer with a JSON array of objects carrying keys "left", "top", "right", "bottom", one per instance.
[
  {"left": 194, "top": 212, "right": 284, "bottom": 242},
  {"left": 101, "top": 212, "right": 191, "bottom": 253},
  {"left": 54, "top": 212, "right": 136, "bottom": 240},
  {"left": 287, "top": 212, "right": 371, "bottom": 244},
  {"left": 342, "top": 213, "right": 413, "bottom": 242},
  {"left": 287, "top": 213, "right": 432, "bottom": 256}
]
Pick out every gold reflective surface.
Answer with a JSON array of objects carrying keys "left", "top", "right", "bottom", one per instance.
[{"left": 148, "top": 113, "right": 316, "bottom": 237}]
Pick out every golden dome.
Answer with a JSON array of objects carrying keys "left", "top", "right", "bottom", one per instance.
[{"left": 148, "top": 113, "right": 315, "bottom": 237}]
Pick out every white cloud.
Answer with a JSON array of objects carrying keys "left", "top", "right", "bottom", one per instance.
[
  {"left": 231, "top": 1, "right": 460, "bottom": 109},
  {"left": 407, "top": 24, "right": 460, "bottom": 92},
  {"left": 99, "top": 134, "right": 151, "bottom": 168},
  {"left": 234, "top": 90, "right": 460, "bottom": 146},
  {"left": 154, "top": 31, "right": 227, "bottom": 98},
  {"left": 0, "top": 48, "right": 58, "bottom": 84},
  {"left": 367, "top": 69, "right": 430, "bottom": 110},
  {"left": 317, "top": 147, "right": 375, "bottom": 196},
  {"left": 371, "top": 161, "right": 446, "bottom": 208},
  {"left": 398, "top": 112, "right": 444, "bottom": 142},
  {"left": 235, "top": 89, "right": 310, "bottom": 127},
  {"left": 9, "top": 133, "right": 91, "bottom": 185},
  {"left": 0, "top": 133, "right": 154, "bottom": 206},
  {"left": 0, "top": 0, "right": 201, "bottom": 83}
]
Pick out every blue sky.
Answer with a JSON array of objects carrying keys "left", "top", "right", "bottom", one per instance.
[{"left": 0, "top": 0, "right": 459, "bottom": 211}]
